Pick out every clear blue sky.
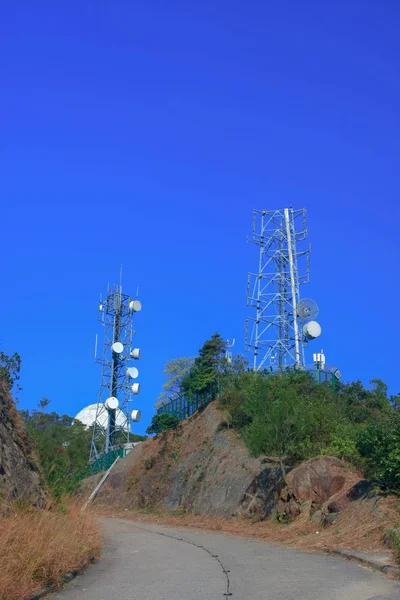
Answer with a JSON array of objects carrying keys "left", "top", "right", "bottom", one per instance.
[{"left": 1, "top": 1, "right": 399, "bottom": 434}]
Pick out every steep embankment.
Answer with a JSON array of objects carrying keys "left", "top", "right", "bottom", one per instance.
[
  {"left": 0, "top": 382, "right": 45, "bottom": 508},
  {"left": 84, "top": 401, "right": 400, "bottom": 561},
  {"left": 85, "top": 402, "right": 283, "bottom": 518}
]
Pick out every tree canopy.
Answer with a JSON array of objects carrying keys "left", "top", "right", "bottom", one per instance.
[
  {"left": 156, "top": 356, "right": 195, "bottom": 405},
  {"left": 181, "top": 333, "right": 227, "bottom": 399}
]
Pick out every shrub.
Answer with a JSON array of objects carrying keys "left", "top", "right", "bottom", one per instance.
[
  {"left": 386, "top": 528, "right": 400, "bottom": 562},
  {"left": 146, "top": 413, "right": 180, "bottom": 435},
  {"left": 358, "top": 411, "right": 400, "bottom": 490}
]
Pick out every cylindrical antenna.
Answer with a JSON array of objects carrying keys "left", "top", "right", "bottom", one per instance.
[{"left": 94, "top": 334, "right": 98, "bottom": 359}]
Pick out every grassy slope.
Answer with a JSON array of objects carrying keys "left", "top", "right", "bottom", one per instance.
[{"left": 0, "top": 501, "right": 102, "bottom": 600}]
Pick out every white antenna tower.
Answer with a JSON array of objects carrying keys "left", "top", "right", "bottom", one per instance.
[
  {"left": 225, "top": 338, "right": 235, "bottom": 364},
  {"left": 245, "top": 208, "right": 321, "bottom": 371},
  {"left": 89, "top": 277, "right": 142, "bottom": 462}
]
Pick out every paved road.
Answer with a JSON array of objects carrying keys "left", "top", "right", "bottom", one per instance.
[{"left": 54, "top": 518, "right": 400, "bottom": 600}]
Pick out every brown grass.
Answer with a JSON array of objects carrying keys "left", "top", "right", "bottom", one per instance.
[{"left": 0, "top": 500, "right": 102, "bottom": 600}]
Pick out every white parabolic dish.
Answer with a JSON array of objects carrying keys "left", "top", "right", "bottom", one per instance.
[
  {"left": 131, "top": 409, "right": 141, "bottom": 422},
  {"left": 129, "top": 300, "right": 142, "bottom": 312},
  {"left": 126, "top": 367, "right": 139, "bottom": 379},
  {"left": 75, "top": 404, "right": 129, "bottom": 432},
  {"left": 303, "top": 320, "right": 322, "bottom": 340},
  {"left": 105, "top": 396, "right": 119, "bottom": 410},
  {"left": 112, "top": 342, "right": 124, "bottom": 354}
]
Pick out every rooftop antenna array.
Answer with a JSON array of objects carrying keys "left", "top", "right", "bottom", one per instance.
[
  {"left": 89, "top": 276, "right": 142, "bottom": 462},
  {"left": 245, "top": 208, "right": 321, "bottom": 371}
]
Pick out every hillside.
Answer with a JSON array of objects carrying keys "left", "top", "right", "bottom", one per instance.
[
  {"left": 84, "top": 402, "right": 284, "bottom": 518},
  {"left": 83, "top": 400, "right": 400, "bottom": 559},
  {"left": 0, "top": 381, "right": 45, "bottom": 508}
]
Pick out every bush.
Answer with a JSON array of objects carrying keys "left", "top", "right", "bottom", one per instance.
[
  {"left": 146, "top": 413, "right": 181, "bottom": 435},
  {"left": 218, "top": 390, "right": 252, "bottom": 429},
  {"left": 321, "top": 435, "right": 361, "bottom": 464},
  {"left": 320, "top": 424, "right": 362, "bottom": 464},
  {"left": 386, "top": 528, "right": 400, "bottom": 563},
  {"left": 358, "top": 411, "right": 400, "bottom": 490},
  {"left": 222, "top": 370, "right": 340, "bottom": 469}
]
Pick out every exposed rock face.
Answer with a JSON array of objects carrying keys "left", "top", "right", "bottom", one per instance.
[
  {"left": 278, "top": 456, "right": 361, "bottom": 520},
  {"left": 84, "top": 403, "right": 284, "bottom": 518},
  {"left": 0, "top": 382, "right": 45, "bottom": 507}
]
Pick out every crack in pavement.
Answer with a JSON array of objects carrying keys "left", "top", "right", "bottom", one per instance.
[{"left": 121, "top": 521, "right": 232, "bottom": 598}]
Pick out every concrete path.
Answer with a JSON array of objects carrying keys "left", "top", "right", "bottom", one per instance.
[{"left": 54, "top": 518, "right": 400, "bottom": 600}]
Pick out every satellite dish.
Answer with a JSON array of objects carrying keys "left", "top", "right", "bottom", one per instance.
[
  {"left": 99, "top": 303, "right": 104, "bottom": 312},
  {"left": 129, "top": 300, "right": 142, "bottom": 312},
  {"left": 105, "top": 396, "right": 119, "bottom": 410},
  {"left": 131, "top": 409, "right": 141, "bottom": 422},
  {"left": 130, "top": 348, "right": 140, "bottom": 360},
  {"left": 75, "top": 404, "right": 129, "bottom": 431},
  {"left": 303, "top": 320, "right": 322, "bottom": 340},
  {"left": 112, "top": 342, "right": 124, "bottom": 354},
  {"left": 297, "top": 298, "right": 319, "bottom": 321},
  {"left": 126, "top": 367, "right": 139, "bottom": 379},
  {"left": 131, "top": 383, "right": 140, "bottom": 394}
]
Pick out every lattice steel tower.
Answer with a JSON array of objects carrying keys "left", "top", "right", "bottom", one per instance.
[
  {"left": 245, "top": 208, "right": 313, "bottom": 371},
  {"left": 89, "top": 280, "right": 142, "bottom": 462}
]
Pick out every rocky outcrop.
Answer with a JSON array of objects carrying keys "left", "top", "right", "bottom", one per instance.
[
  {"left": 0, "top": 382, "right": 45, "bottom": 507},
  {"left": 84, "top": 403, "right": 285, "bottom": 518},
  {"left": 278, "top": 456, "right": 362, "bottom": 523}
]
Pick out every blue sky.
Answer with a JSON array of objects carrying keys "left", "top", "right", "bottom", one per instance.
[{"left": 1, "top": 1, "right": 399, "bottom": 434}]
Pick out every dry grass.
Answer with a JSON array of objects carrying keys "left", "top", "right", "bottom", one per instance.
[
  {"left": 93, "top": 494, "right": 400, "bottom": 560},
  {"left": 0, "top": 500, "right": 102, "bottom": 600}
]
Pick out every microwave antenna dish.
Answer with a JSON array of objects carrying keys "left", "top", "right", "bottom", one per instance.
[{"left": 297, "top": 298, "right": 319, "bottom": 322}]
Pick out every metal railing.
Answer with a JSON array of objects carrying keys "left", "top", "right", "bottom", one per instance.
[
  {"left": 82, "top": 447, "right": 125, "bottom": 478},
  {"left": 156, "top": 386, "right": 217, "bottom": 421}
]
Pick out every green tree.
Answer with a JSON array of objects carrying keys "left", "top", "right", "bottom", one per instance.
[
  {"left": 146, "top": 413, "right": 180, "bottom": 435},
  {"left": 358, "top": 409, "right": 400, "bottom": 490},
  {"left": 0, "top": 350, "right": 22, "bottom": 392},
  {"left": 22, "top": 402, "right": 93, "bottom": 497},
  {"left": 243, "top": 371, "right": 339, "bottom": 472},
  {"left": 181, "top": 333, "right": 226, "bottom": 400},
  {"left": 156, "top": 357, "right": 195, "bottom": 405},
  {"left": 335, "top": 378, "right": 392, "bottom": 424}
]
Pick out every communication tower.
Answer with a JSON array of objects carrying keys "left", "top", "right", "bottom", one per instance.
[
  {"left": 89, "top": 279, "right": 142, "bottom": 462},
  {"left": 225, "top": 339, "right": 235, "bottom": 364},
  {"left": 245, "top": 208, "right": 321, "bottom": 371}
]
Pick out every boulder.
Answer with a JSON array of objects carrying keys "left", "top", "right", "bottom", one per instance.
[
  {"left": 285, "top": 457, "right": 349, "bottom": 503},
  {"left": 278, "top": 456, "right": 359, "bottom": 520}
]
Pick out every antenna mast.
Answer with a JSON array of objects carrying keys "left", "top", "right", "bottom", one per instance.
[
  {"left": 89, "top": 279, "right": 142, "bottom": 462},
  {"left": 245, "top": 208, "right": 311, "bottom": 371}
]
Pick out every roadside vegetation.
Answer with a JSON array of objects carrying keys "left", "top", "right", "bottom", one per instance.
[
  {"left": 0, "top": 500, "right": 102, "bottom": 600},
  {"left": 0, "top": 351, "right": 103, "bottom": 600}
]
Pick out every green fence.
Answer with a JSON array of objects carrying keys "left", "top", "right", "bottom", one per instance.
[
  {"left": 82, "top": 447, "right": 126, "bottom": 478},
  {"left": 156, "top": 386, "right": 217, "bottom": 421}
]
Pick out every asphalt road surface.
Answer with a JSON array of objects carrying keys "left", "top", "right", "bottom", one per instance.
[{"left": 54, "top": 518, "right": 400, "bottom": 600}]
